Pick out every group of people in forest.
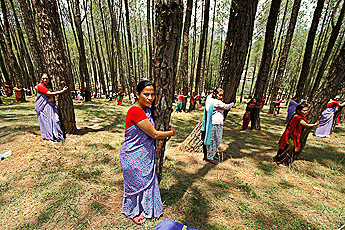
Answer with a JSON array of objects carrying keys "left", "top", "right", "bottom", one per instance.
[
  {"left": 22, "top": 73, "right": 344, "bottom": 226},
  {"left": 175, "top": 92, "right": 201, "bottom": 113},
  {"left": 1, "top": 83, "right": 28, "bottom": 103}
]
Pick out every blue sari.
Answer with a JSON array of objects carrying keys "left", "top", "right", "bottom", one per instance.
[
  {"left": 119, "top": 107, "right": 163, "bottom": 219},
  {"left": 35, "top": 92, "right": 65, "bottom": 142}
]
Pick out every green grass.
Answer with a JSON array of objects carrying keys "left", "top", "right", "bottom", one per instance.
[{"left": 0, "top": 96, "right": 344, "bottom": 229}]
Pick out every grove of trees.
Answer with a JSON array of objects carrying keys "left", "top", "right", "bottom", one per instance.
[{"left": 1, "top": 0, "right": 344, "bottom": 177}]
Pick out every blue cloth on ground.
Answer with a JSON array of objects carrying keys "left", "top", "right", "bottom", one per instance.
[{"left": 153, "top": 218, "right": 198, "bottom": 230}]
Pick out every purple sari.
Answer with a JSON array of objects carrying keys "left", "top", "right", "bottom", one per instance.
[
  {"left": 119, "top": 107, "right": 163, "bottom": 219},
  {"left": 284, "top": 100, "right": 299, "bottom": 124},
  {"left": 313, "top": 106, "right": 336, "bottom": 138},
  {"left": 35, "top": 93, "right": 65, "bottom": 142}
]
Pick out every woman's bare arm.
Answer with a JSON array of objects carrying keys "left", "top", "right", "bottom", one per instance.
[
  {"left": 300, "top": 119, "right": 318, "bottom": 128},
  {"left": 137, "top": 119, "right": 176, "bottom": 139},
  {"left": 46, "top": 86, "right": 68, "bottom": 97}
]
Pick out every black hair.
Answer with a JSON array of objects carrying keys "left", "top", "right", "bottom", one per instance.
[
  {"left": 248, "top": 98, "right": 257, "bottom": 105},
  {"left": 137, "top": 80, "right": 154, "bottom": 95},
  {"left": 295, "top": 104, "right": 308, "bottom": 114},
  {"left": 212, "top": 88, "right": 223, "bottom": 98}
]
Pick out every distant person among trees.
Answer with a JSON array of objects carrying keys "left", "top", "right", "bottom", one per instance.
[
  {"left": 285, "top": 95, "right": 300, "bottom": 124},
  {"left": 274, "top": 104, "right": 318, "bottom": 167},
  {"left": 77, "top": 90, "right": 83, "bottom": 101},
  {"left": 274, "top": 95, "right": 282, "bottom": 115},
  {"left": 175, "top": 93, "right": 187, "bottom": 113},
  {"left": 13, "top": 85, "right": 23, "bottom": 102},
  {"left": 313, "top": 95, "right": 345, "bottom": 138},
  {"left": 242, "top": 98, "right": 261, "bottom": 131},
  {"left": 130, "top": 91, "right": 136, "bottom": 104},
  {"left": 117, "top": 90, "right": 124, "bottom": 105},
  {"left": 119, "top": 80, "right": 176, "bottom": 225},
  {"left": 4, "top": 83, "right": 12, "bottom": 97},
  {"left": 196, "top": 94, "right": 201, "bottom": 110},
  {"left": 202, "top": 88, "right": 235, "bottom": 165},
  {"left": 189, "top": 92, "right": 196, "bottom": 112},
  {"left": 35, "top": 73, "right": 68, "bottom": 142}
]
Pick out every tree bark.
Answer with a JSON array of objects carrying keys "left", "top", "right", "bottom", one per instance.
[
  {"left": 177, "top": 0, "right": 193, "bottom": 97},
  {"left": 309, "top": 1, "right": 345, "bottom": 100},
  {"left": 90, "top": 1, "right": 106, "bottom": 95},
  {"left": 189, "top": 0, "right": 198, "bottom": 95},
  {"left": 0, "top": 46, "right": 10, "bottom": 84},
  {"left": 182, "top": 0, "right": 259, "bottom": 154},
  {"left": 194, "top": 0, "right": 210, "bottom": 94},
  {"left": 220, "top": 0, "right": 259, "bottom": 104},
  {"left": 108, "top": 0, "right": 126, "bottom": 92},
  {"left": 10, "top": 0, "right": 35, "bottom": 87},
  {"left": 205, "top": 0, "right": 217, "bottom": 93},
  {"left": 300, "top": 41, "right": 345, "bottom": 150},
  {"left": 0, "top": 0, "right": 23, "bottom": 86},
  {"left": 73, "top": 0, "right": 91, "bottom": 101},
  {"left": 57, "top": 0, "right": 76, "bottom": 91},
  {"left": 240, "top": 38, "right": 253, "bottom": 103},
  {"left": 295, "top": 0, "right": 325, "bottom": 99},
  {"left": 0, "top": 26, "right": 13, "bottom": 85},
  {"left": 83, "top": 0, "right": 98, "bottom": 94},
  {"left": 147, "top": 0, "right": 154, "bottom": 81},
  {"left": 34, "top": 0, "right": 77, "bottom": 134},
  {"left": 268, "top": 0, "right": 301, "bottom": 114},
  {"left": 154, "top": 0, "right": 183, "bottom": 183},
  {"left": 18, "top": 0, "right": 47, "bottom": 82},
  {"left": 252, "top": 0, "right": 282, "bottom": 130},
  {"left": 124, "top": 0, "right": 136, "bottom": 92}
]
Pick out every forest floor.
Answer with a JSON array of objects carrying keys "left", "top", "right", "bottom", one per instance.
[{"left": 0, "top": 96, "right": 344, "bottom": 230}]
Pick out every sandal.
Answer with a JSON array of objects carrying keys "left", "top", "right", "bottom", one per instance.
[{"left": 132, "top": 215, "right": 146, "bottom": 225}]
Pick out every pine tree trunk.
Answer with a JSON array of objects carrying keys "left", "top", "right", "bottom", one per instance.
[
  {"left": 189, "top": 0, "right": 198, "bottom": 95},
  {"left": 240, "top": 39, "right": 253, "bottom": 103},
  {"left": 182, "top": 0, "right": 259, "bottom": 153},
  {"left": 309, "top": 1, "right": 345, "bottom": 100},
  {"left": 295, "top": 0, "right": 325, "bottom": 99},
  {"left": 220, "top": 0, "right": 259, "bottom": 104},
  {"left": 74, "top": 0, "right": 91, "bottom": 101},
  {"left": 18, "top": 0, "right": 47, "bottom": 82},
  {"left": 205, "top": 0, "right": 217, "bottom": 93},
  {"left": 108, "top": 1, "right": 126, "bottom": 92},
  {"left": 57, "top": 0, "right": 75, "bottom": 91},
  {"left": 300, "top": 42, "right": 345, "bottom": 150},
  {"left": 249, "top": 58, "right": 257, "bottom": 96},
  {"left": 177, "top": 0, "right": 193, "bottom": 96},
  {"left": 98, "top": 0, "right": 114, "bottom": 95},
  {"left": 9, "top": 24, "right": 29, "bottom": 89},
  {"left": 154, "top": 0, "right": 183, "bottom": 183},
  {"left": 194, "top": 0, "right": 210, "bottom": 94},
  {"left": 34, "top": 0, "right": 77, "bottom": 134},
  {"left": 90, "top": 1, "right": 107, "bottom": 95},
  {"left": 84, "top": 0, "right": 98, "bottom": 94},
  {"left": 124, "top": 0, "right": 136, "bottom": 92},
  {"left": 1, "top": 0, "right": 23, "bottom": 86},
  {"left": 147, "top": 0, "right": 154, "bottom": 81},
  {"left": 10, "top": 0, "right": 35, "bottom": 87},
  {"left": 252, "top": 0, "right": 282, "bottom": 130},
  {"left": 268, "top": 0, "right": 301, "bottom": 114},
  {"left": 0, "top": 49, "right": 10, "bottom": 84}
]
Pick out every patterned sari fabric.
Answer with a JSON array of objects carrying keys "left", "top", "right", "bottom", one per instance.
[
  {"left": 313, "top": 102, "right": 338, "bottom": 138},
  {"left": 35, "top": 93, "right": 65, "bottom": 142},
  {"left": 119, "top": 108, "right": 163, "bottom": 219},
  {"left": 274, "top": 115, "right": 306, "bottom": 166}
]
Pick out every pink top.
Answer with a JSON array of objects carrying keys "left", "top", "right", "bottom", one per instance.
[{"left": 212, "top": 99, "right": 234, "bottom": 125}]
